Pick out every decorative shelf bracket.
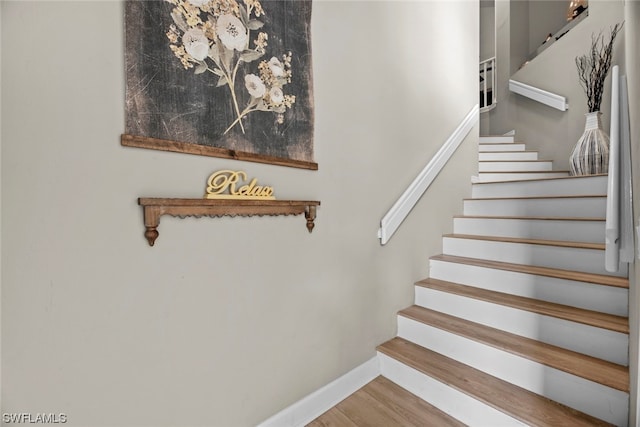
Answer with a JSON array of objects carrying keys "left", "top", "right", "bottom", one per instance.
[{"left": 138, "top": 198, "right": 320, "bottom": 246}]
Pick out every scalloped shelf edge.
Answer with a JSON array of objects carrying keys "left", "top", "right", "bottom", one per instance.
[{"left": 138, "top": 198, "right": 321, "bottom": 246}]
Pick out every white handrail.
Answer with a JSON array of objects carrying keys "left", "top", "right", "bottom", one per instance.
[
  {"left": 378, "top": 105, "right": 479, "bottom": 245},
  {"left": 618, "top": 76, "right": 634, "bottom": 264},
  {"left": 509, "top": 79, "right": 569, "bottom": 111},
  {"left": 480, "top": 57, "right": 496, "bottom": 112},
  {"left": 605, "top": 65, "right": 634, "bottom": 272},
  {"left": 606, "top": 66, "right": 621, "bottom": 271}
]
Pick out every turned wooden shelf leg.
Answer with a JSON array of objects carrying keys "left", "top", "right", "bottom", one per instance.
[
  {"left": 142, "top": 205, "right": 161, "bottom": 246},
  {"left": 145, "top": 227, "right": 159, "bottom": 246},
  {"left": 305, "top": 204, "right": 317, "bottom": 233}
]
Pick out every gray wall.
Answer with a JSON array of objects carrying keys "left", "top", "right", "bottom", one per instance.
[
  {"left": 480, "top": 0, "right": 576, "bottom": 119},
  {"left": 485, "top": 0, "right": 624, "bottom": 170},
  {"left": 528, "top": 0, "right": 573, "bottom": 55},
  {"left": 1, "top": 1, "right": 479, "bottom": 426},
  {"left": 481, "top": 1, "right": 496, "bottom": 60},
  {"left": 486, "top": 0, "right": 512, "bottom": 133},
  {"left": 510, "top": 0, "right": 530, "bottom": 74}
]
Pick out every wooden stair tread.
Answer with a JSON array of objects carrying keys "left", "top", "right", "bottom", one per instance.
[
  {"left": 399, "top": 305, "right": 629, "bottom": 392},
  {"left": 454, "top": 215, "right": 605, "bottom": 221},
  {"left": 479, "top": 145, "right": 524, "bottom": 148},
  {"left": 417, "top": 278, "right": 629, "bottom": 333},
  {"left": 443, "top": 234, "right": 604, "bottom": 250},
  {"left": 479, "top": 170, "right": 570, "bottom": 174},
  {"left": 430, "top": 254, "right": 628, "bottom": 288},
  {"left": 478, "top": 150, "right": 537, "bottom": 153},
  {"left": 472, "top": 173, "right": 607, "bottom": 185},
  {"left": 479, "top": 160, "right": 552, "bottom": 163},
  {"left": 465, "top": 195, "right": 606, "bottom": 201},
  {"left": 307, "top": 376, "right": 465, "bottom": 427},
  {"left": 377, "top": 337, "right": 614, "bottom": 427}
]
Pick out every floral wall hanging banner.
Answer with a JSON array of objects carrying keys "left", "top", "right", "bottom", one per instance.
[{"left": 123, "top": 0, "right": 316, "bottom": 170}]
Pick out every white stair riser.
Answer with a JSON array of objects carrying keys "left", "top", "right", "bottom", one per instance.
[
  {"left": 464, "top": 197, "right": 605, "bottom": 218},
  {"left": 479, "top": 161, "right": 553, "bottom": 172},
  {"left": 472, "top": 175, "right": 608, "bottom": 198},
  {"left": 479, "top": 143, "right": 526, "bottom": 152},
  {"left": 397, "top": 317, "right": 629, "bottom": 426},
  {"left": 477, "top": 172, "right": 569, "bottom": 182},
  {"left": 414, "top": 287, "right": 629, "bottom": 365},
  {"left": 378, "top": 353, "right": 525, "bottom": 427},
  {"left": 479, "top": 152, "right": 538, "bottom": 161},
  {"left": 453, "top": 217, "right": 605, "bottom": 243},
  {"left": 429, "top": 259, "right": 628, "bottom": 316},
  {"left": 443, "top": 237, "right": 627, "bottom": 277},
  {"left": 479, "top": 136, "right": 515, "bottom": 144}
]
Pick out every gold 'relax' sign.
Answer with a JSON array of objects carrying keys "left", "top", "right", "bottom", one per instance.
[{"left": 205, "top": 170, "right": 275, "bottom": 200}]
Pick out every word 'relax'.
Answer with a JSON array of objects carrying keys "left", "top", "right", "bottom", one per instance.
[{"left": 205, "top": 170, "right": 275, "bottom": 200}]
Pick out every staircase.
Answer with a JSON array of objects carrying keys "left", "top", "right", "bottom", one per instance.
[{"left": 376, "top": 135, "right": 630, "bottom": 426}]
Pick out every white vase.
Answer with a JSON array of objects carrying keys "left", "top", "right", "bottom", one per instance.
[{"left": 569, "top": 111, "right": 610, "bottom": 176}]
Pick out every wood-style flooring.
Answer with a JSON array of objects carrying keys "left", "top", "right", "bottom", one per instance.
[{"left": 306, "top": 376, "right": 464, "bottom": 427}]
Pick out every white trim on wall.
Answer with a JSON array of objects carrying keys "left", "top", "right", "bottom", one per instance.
[
  {"left": 509, "top": 79, "right": 569, "bottom": 111},
  {"left": 378, "top": 105, "right": 479, "bottom": 245},
  {"left": 256, "top": 357, "right": 380, "bottom": 427}
]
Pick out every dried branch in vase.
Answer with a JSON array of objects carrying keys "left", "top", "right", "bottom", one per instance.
[{"left": 575, "top": 22, "right": 623, "bottom": 113}]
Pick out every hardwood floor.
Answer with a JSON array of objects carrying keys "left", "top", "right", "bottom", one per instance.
[{"left": 307, "top": 376, "right": 465, "bottom": 427}]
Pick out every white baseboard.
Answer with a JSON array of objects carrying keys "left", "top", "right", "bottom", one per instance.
[{"left": 256, "top": 356, "right": 380, "bottom": 427}]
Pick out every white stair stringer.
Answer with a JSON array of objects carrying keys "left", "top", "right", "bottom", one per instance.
[
  {"left": 414, "top": 285, "right": 628, "bottom": 365},
  {"left": 377, "top": 353, "right": 526, "bottom": 427},
  {"left": 453, "top": 217, "right": 605, "bottom": 243},
  {"left": 429, "top": 257, "right": 628, "bottom": 316},
  {"left": 397, "top": 316, "right": 629, "bottom": 426}
]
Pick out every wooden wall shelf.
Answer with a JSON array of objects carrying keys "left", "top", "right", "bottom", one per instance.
[{"left": 138, "top": 198, "right": 320, "bottom": 246}]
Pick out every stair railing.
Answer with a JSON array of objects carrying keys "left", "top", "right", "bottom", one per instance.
[
  {"left": 605, "top": 65, "right": 634, "bottom": 272},
  {"left": 480, "top": 57, "right": 496, "bottom": 113},
  {"left": 509, "top": 79, "right": 569, "bottom": 111},
  {"left": 378, "top": 105, "right": 479, "bottom": 245}
]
